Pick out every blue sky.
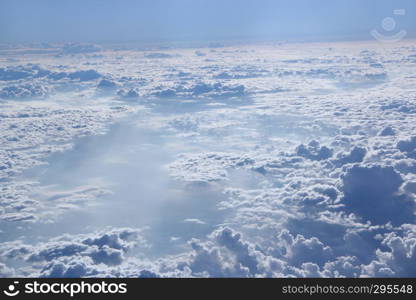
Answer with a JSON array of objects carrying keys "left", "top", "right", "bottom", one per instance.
[{"left": 1, "top": 0, "right": 415, "bottom": 43}]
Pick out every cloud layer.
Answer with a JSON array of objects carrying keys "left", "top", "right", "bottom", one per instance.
[{"left": 0, "top": 40, "right": 415, "bottom": 277}]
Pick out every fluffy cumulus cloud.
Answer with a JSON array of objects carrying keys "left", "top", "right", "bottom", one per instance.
[
  {"left": 295, "top": 140, "right": 333, "bottom": 161},
  {"left": 0, "top": 65, "right": 50, "bottom": 81},
  {"left": 1, "top": 40, "right": 416, "bottom": 278},
  {"left": 340, "top": 165, "right": 415, "bottom": 225},
  {"left": 0, "top": 84, "right": 50, "bottom": 99},
  {"left": 0, "top": 64, "right": 104, "bottom": 99},
  {"left": 153, "top": 82, "right": 246, "bottom": 99},
  {"left": 362, "top": 227, "right": 416, "bottom": 277},
  {"left": 0, "top": 228, "right": 146, "bottom": 277},
  {"left": 67, "top": 70, "right": 102, "bottom": 81},
  {"left": 97, "top": 79, "right": 117, "bottom": 90},
  {"left": 397, "top": 136, "right": 416, "bottom": 159}
]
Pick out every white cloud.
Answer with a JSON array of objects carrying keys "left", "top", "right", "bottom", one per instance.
[{"left": 1, "top": 41, "right": 416, "bottom": 278}]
